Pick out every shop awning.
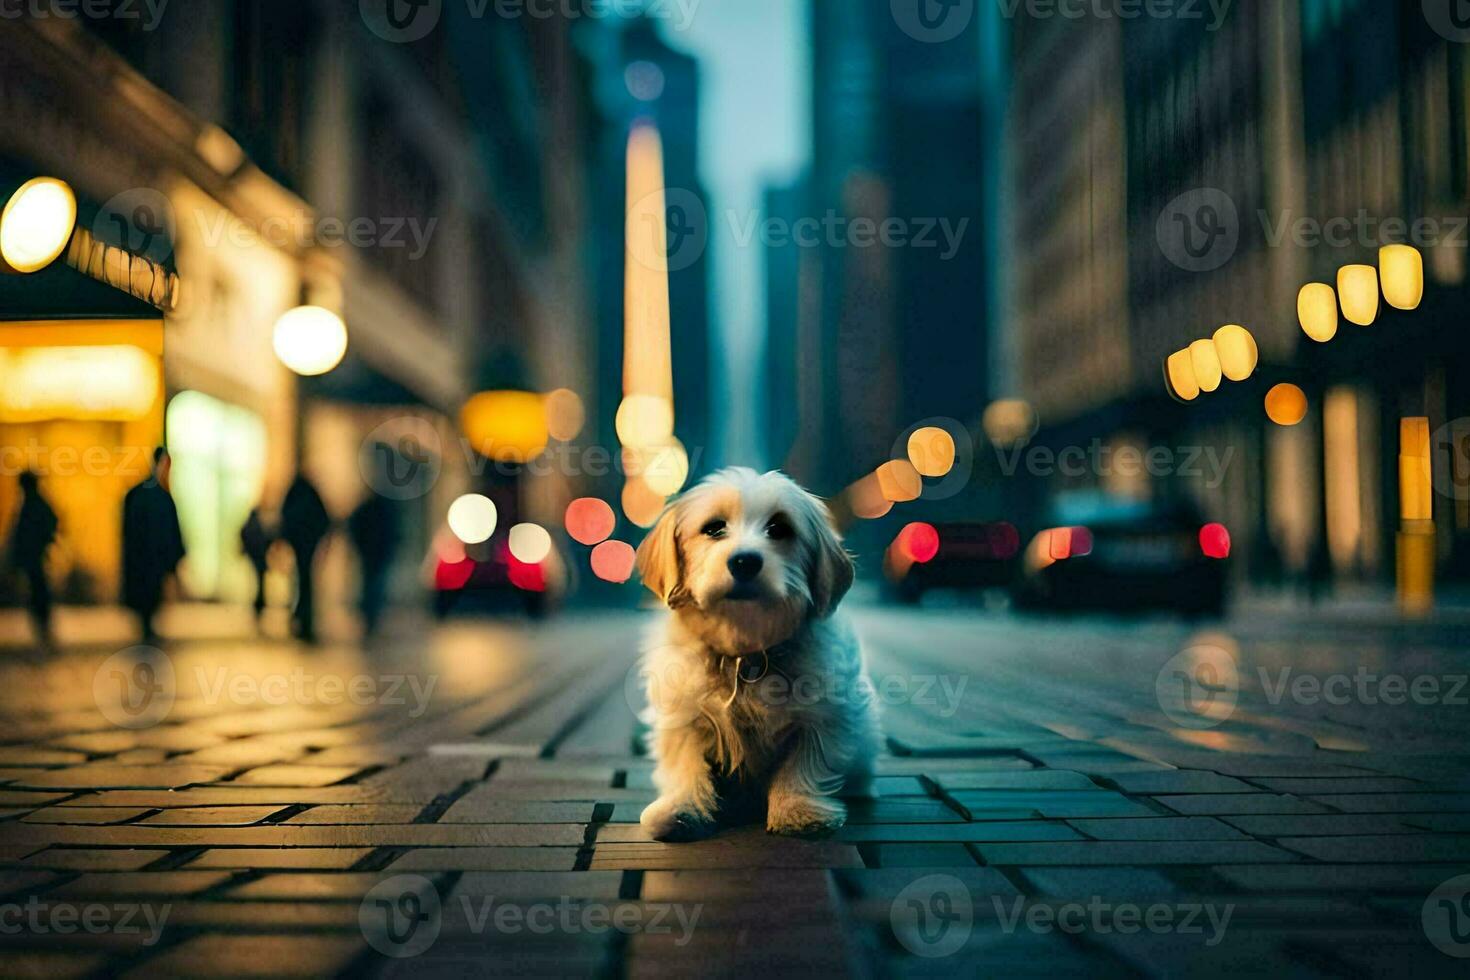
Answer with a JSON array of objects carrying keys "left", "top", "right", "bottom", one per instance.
[{"left": 0, "top": 259, "right": 159, "bottom": 321}]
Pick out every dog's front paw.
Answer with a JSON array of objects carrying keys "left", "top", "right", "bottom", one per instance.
[
  {"left": 767, "top": 794, "right": 846, "bottom": 837},
  {"left": 641, "top": 797, "right": 716, "bottom": 842}
]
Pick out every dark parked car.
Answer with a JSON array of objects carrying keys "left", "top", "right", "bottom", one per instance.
[
  {"left": 884, "top": 520, "right": 1021, "bottom": 602},
  {"left": 1015, "top": 494, "right": 1229, "bottom": 617}
]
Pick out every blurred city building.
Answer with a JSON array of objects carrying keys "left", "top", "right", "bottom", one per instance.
[
  {"left": 1004, "top": 0, "right": 1470, "bottom": 593},
  {"left": 0, "top": 5, "right": 602, "bottom": 619}
]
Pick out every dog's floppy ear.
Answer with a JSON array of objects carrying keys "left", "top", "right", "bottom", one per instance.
[
  {"left": 802, "top": 491, "right": 854, "bottom": 617},
  {"left": 636, "top": 504, "right": 687, "bottom": 607}
]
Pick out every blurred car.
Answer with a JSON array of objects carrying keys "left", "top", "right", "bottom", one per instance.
[
  {"left": 1014, "top": 493, "right": 1229, "bottom": 617},
  {"left": 426, "top": 529, "right": 565, "bottom": 619},
  {"left": 884, "top": 520, "right": 1021, "bottom": 603}
]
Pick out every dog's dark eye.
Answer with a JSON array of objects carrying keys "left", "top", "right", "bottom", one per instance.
[
  {"left": 765, "top": 515, "right": 794, "bottom": 541},
  {"left": 701, "top": 519, "right": 727, "bottom": 539}
]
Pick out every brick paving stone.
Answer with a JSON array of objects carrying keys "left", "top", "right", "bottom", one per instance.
[
  {"left": 452, "top": 870, "right": 626, "bottom": 899},
  {"left": 0, "top": 869, "right": 60, "bottom": 895},
  {"left": 1309, "top": 792, "right": 1470, "bottom": 812},
  {"left": 642, "top": 868, "right": 830, "bottom": 902},
  {"left": 294, "top": 746, "right": 404, "bottom": 767},
  {"left": 0, "top": 845, "right": 42, "bottom": 862},
  {"left": 1400, "top": 812, "right": 1470, "bottom": 832},
  {"left": 1017, "top": 867, "right": 1181, "bottom": 898},
  {"left": 0, "top": 791, "right": 69, "bottom": 806},
  {"left": 188, "top": 848, "right": 374, "bottom": 870},
  {"left": 388, "top": 847, "right": 581, "bottom": 871},
  {"left": 836, "top": 822, "right": 1083, "bottom": 843},
  {"left": 139, "top": 806, "right": 288, "bottom": 826},
  {"left": 875, "top": 756, "right": 1034, "bottom": 775},
  {"left": 439, "top": 800, "right": 598, "bottom": 824},
  {"left": 61, "top": 786, "right": 447, "bottom": 806},
  {"left": 973, "top": 840, "right": 1297, "bottom": 866},
  {"left": 284, "top": 804, "right": 423, "bottom": 824},
  {"left": 0, "top": 747, "right": 87, "bottom": 766},
  {"left": 1067, "top": 816, "right": 1248, "bottom": 840},
  {"left": 229, "top": 765, "right": 362, "bottom": 787},
  {"left": 21, "top": 807, "right": 152, "bottom": 825},
  {"left": 3, "top": 823, "right": 587, "bottom": 848},
  {"left": 936, "top": 770, "right": 1099, "bottom": 792},
  {"left": 49, "top": 732, "right": 140, "bottom": 754},
  {"left": 0, "top": 768, "right": 49, "bottom": 782},
  {"left": 845, "top": 799, "right": 966, "bottom": 824},
  {"left": 452, "top": 781, "right": 653, "bottom": 803},
  {"left": 1222, "top": 814, "right": 1423, "bottom": 836},
  {"left": 112, "top": 749, "right": 170, "bottom": 765},
  {"left": 949, "top": 790, "right": 1157, "bottom": 819},
  {"left": 871, "top": 775, "right": 928, "bottom": 796},
  {"left": 1105, "top": 771, "right": 1257, "bottom": 794},
  {"left": 20, "top": 848, "right": 170, "bottom": 871},
  {"left": 860, "top": 842, "right": 978, "bottom": 867},
  {"left": 0, "top": 807, "right": 33, "bottom": 818},
  {"left": 1155, "top": 793, "right": 1330, "bottom": 815},
  {"left": 835, "top": 865, "right": 1019, "bottom": 901},
  {"left": 46, "top": 871, "right": 235, "bottom": 898},
  {"left": 590, "top": 831, "right": 863, "bottom": 871},
  {"left": 121, "top": 934, "right": 362, "bottom": 979},
  {"left": 15, "top": 765, "right": 233, "bottom": 790},
  {"left": 1208, "top": 863, "right": 1468, "bottom": 893},
  {"left": 1252, "top": 776, "right": 1429, "bottom": 794},
  {"left": 164, "top": 901, "right": 360, "bottom": 931},
  {"left": 177, "top": 742, "right": 304, "bottom": 768},
  {"left": 0, "top": 950, "right": 108, "bottom": 979},
  {"left": 226, "top": 872, "right": 447, "bottom": 901},
  {"left": 1276, "top": 834, "right": 1470, "bottom": 862}
]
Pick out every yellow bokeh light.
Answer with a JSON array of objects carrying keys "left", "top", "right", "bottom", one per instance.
[
  {"left": 1212, "top": 325, "right": 1258, "bottom": 382},
  {"left": 447, "top": 494, "right": 498, "bottom": 545},
  {"left": 1265, "top": 383, "right": 1308, "bottom": 427},
  {"left": 621, "top": 475, "right": 666, "bottom": 528},
  {"left": 615, "top": 394, "right": 674, "bottom": 448},
  {"left": 847, "top": 473, "right": 894, "bottom": 519},
  {"left": 1189, "top": 339, "right": 1222, "bottom": 393},
  {"left": 982, "top": 399, "right": 1037, "bottom": 447},
  {"left": 1298, "top": 283, "right": 1339, "bottom": 343},
  {"left": 461, "top": 390, "right": 549, "bottom": 464},
  {"left": 544, "top": 388, "right": 586, "bottom": 442},
  {"left": 876, "top": 460, "right": 922, "bottom": 503},
  {"left": 907, "top": 426, "right": 956, "bottom": 477},
  {"left": 1379, "top": 244, "right": 1424, "bottom": 311},
  {"left": 508, "top": 523, "right": 553, "bottom": 565},
  {"left": 272, "top": 306, "right": 348, "bottom": 377},
  {"left": 624, "top": 437, "right": 689, "bottom": 497},
  {"left": 1, "top": 177, "right": 77, "bottom": 273},
  {"left": 1337, "top": 264, "right": 1379, "bottom": 326},
  {"left": 1165, "top": 349, "right": 1200, "bottom": 402}
]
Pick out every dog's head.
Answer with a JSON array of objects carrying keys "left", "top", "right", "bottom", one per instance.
[{"left": 636, "top": 468, "right": 854, "bottom": 643}]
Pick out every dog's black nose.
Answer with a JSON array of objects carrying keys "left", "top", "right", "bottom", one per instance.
[{"left": 728, "top": 552, "right": 764, "bottom": 582}]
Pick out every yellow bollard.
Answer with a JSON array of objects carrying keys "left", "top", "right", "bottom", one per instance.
[{"left": 1397, "top": 418, "right": 1434, "bottom": 617}]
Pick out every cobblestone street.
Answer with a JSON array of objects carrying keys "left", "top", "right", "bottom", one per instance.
[{"left": 1, "top": 606, "right": 1469, "bottom": 977}]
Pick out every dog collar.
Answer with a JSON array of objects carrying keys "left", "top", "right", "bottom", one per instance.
[{"left": 719, "top": 632, "right": 803, "bottom": 708}]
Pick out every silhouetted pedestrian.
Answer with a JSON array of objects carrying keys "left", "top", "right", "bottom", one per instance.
[
  {"left": 281, "top": 475, "right": 330, "bottom": 644},
  {"left": 348, "top": 493, "right": 400, "bottom": 638},
  {"left": 240, "top": 507, "right": 273, "bottom": 624},
  {"left": 8, "top": 470, "right": 58, "bottom": 649},
  {"left": 122, "top": 449, "right": 186, "bottom": 642}
]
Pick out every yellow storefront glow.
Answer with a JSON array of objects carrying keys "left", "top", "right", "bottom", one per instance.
[
  {"left": 0, "top": 345, "right": 158, "bottom": 422},
  {"left": 460, "top": 390, "right": 550, "bottom": 464}
]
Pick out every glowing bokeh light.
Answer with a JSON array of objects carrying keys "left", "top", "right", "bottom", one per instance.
[
  {"left": 435, "top": 558, "right": 475, "bottom": 591},
  {"left": 544, "top": 388, "right": 586, "bottom": 441},
  {"left": 591, "top": 540, "right": 637, "bottom": 583},
  {"left": 1379, "top": 244, "right": 1424, "bottom": 311},
  {"left": 447, "top": 494, "right": 498, "bottom": 545},
  {"left": 0, "top": 345, "right": 158, "bottom": 422},
  {"left": 615, "top": 394, "right": 674, "bottom": 448},
  {"left": 1400, "top": 417, "right": 1432, "bottom": 522},
  {"left": 1297, "top": 283, "right": 1339, "bottom": 343},
  {"left": 461, "top": 390, "right": 549, "bottom": 464},
  {"left": 1199, "top": 523, "right": 1231, "bottom": 559},
  {"left": 876, "top": 460, "right": 922, "bottom": 503},
  {"left": 1188, "top": 338, "right": 1222, "bottom": 393},
  {"left": 897, "top": 522, "right": 941, "bottom": 563},
  {"left": 621, "top": 476, "right": 666, "bottom": 528},
  {"left": 1265, "top": 383, "right": 1308, "bottom": 426},
  {"left": 982, "top": 399, "right": 1038, "bottom": 447},
  {"left": 272, "top": 306, "right": 348, "bottom": 376},
  {"left": 508, "top": 523, "right": 553, "bottom": 565},
  {"left": 907, "top": 427, "right": 956, "bottom": 478},
  {"left": 624, "top": 437, "right": 689, "bottom": 497},
  {"left": 1164, "top": 349, "right": 1200, "bottom": 402},
  {"left": 565, "top": 498, "right": 617, "bottom": 545},
  {"left": 847, "top": 473, "right": 894, "bottom": 519},
  {"left": 1, "top": 177, "right": 77, "bottom": 273},
  {"left": 1212, "top": 325, "right": 1258, "bottom": 382},
  {"left": 1337, "top": 264, "right": 1379, "bottom": 326}
]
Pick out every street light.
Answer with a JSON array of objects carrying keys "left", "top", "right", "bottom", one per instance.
[
  {"left": 272, "top": 304, "right": 347, "bottom": 376},
  {"left": 0, "top": 177, "right": 77, "bottom": 274}
]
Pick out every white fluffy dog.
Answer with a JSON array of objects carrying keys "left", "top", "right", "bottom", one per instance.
[{"left": 635, "top": 467, "right": 880, "bottom": 841}]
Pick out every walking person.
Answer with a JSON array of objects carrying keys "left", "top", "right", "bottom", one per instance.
[
  {"left": 121, "top": 448, "right": 186, "bottom": 643},
  {"left": 348, "top": 492, "right": 400, "bottom": 639},
  {"left": 281, "top": 474, "right": 330, "bottom": 644},
  {"left": 7, "top": 470, "right": 58, "bottom": 650},
  {"left": 240, "top": 507, "right": 273, "bottom": 627}
]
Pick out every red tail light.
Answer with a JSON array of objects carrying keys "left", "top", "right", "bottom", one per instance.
[
  {"left": 1200, "top": 523, "right": 1231, "bottom": 559},
  {"left": 897, "top": 522, "right": 941, "bottom": 564}
]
